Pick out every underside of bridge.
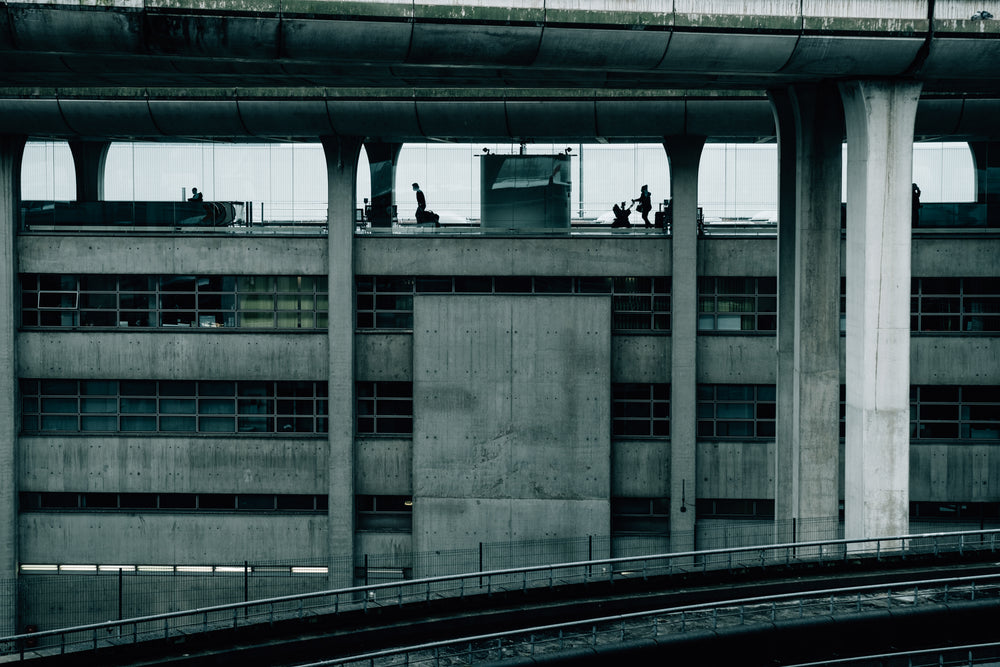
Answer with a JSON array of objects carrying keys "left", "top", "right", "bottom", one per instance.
[{"left": 1, "top": 0, "right": 999, "bottom": 641}]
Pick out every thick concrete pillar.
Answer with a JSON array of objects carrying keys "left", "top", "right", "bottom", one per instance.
[
  {"left": 839, "top": 80, "right": 921, "bottom": 541},
  {"left": 0, "top": 136, "right": 25, "bottom": 635},
  {"left": 792, "top": 84, "right": 844, "bottom": 542},
  {"left": 363, "top": 141, "right": 402, "bottom": 227},
  {"left": 664, "top": 135, "right": 705, "bottom": 553},
  {"left": 68, "top": 140, "right": 110, "bottom": 202},
  {"left": 768, "top": 89, "right": 797, "bottom": 540},
  {"left": 322, "top": 136, "right": 362, "bottom": 586}
]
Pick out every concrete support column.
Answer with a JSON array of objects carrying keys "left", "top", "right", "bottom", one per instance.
[
  {"left": 839, "top": 80, "right": 922, "bottom": 541},
  {"left": 664, "top": 135, "right": 705, "bottom": 552},
  {"left": 363, "top": 141, "right": 402, "bottom": 228},
  {"left": 0, "top": 136, "right": 25, "bottom": 635},
  {"left": 68, "top": 140, "right": 111, "bottom": 202},
  {"left": 768, "top": 89, "right": 798, "bottom": 538},
  {"left": 789, "top": 84, "right": 843, "bottom": 543},
  {"left": 322, "top": 136, "right": 362, "bottom": 586}
]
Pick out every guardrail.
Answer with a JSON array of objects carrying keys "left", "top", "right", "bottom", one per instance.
[
  {"left": 315, "top": 572, "right": 1000, "bottom": 667},
  {"left": 2, "top": 528, "right": 997, "bottom": 661}
]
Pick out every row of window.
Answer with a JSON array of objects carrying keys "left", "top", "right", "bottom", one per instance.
[
  {"left": 19, "top": 274, "right": 999, "bottom": 333},
  {"left": 20, "top": 492, "right": 328, "bottom": 512},
  {"left": 19, "top": 380, "right": 999, "bottom": 443},
  {"left": 357, "top": 275, "right": 671, "bottom": 332},
  {"left": 21, "top": 380, "right": 329, "bottom": 434},
  {"left": 21, "top": 274, "right": 328, "bottom": 329}
]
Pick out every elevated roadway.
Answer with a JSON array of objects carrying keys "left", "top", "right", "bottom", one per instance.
[
  {"left": 5, "top": 530, "right": 1000, "bottom": 666},
  {"left": 0, "top": 1, "right": 999, "bottom": 141}
]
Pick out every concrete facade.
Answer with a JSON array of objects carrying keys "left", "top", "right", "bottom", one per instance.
[{"left": 0, "top": 0, "right": 998, "bottom": 638}]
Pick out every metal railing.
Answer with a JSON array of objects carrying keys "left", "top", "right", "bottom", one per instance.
[
  {"left": 314, "top": 572, "right": 1000, "bottom": 667},
  {"left": 2, "top": 528, "right": 997, "bottom": 661}
]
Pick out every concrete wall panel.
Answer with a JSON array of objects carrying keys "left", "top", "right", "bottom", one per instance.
[
  {"left": 412, "top": 295, "right": 610, "bottom": 554},
  {"left": 699, "top": 238, "right": 776, "bottom": 275},
  {"left": 19, "top": 436, "right": 327, "bottom": 493},
  {"left": 18, "top": 236, "right": 328, "bottom": 275},
  {"left": 355, "top": 532, "right": 412, "bottom": 564},
  {"left": 781, "top": 36, "right": 924, "bottom": 76},
  {"left": 533, "top": 27, "right": 670, "bottom": 69},
  {"left": 661, "top": 33, "right": 798, "bottom": 73},
  {"left": 697, "top": 336, "right": 778, "bottom": 383},
  {"left": 612, "top": 440, "right": 670, "bottom": 497},
  {"left": 611, "top": 336, "right": 670, "bottom": 383},
  {"left": 355, "top": 237, "right": 671, "bottom": 277},
  {"left": 416, "top": 101, "right": 509, "bottom": 139},
  {"left": 911, "top": 338, "right": 1000, "bottom": 384},
  {"left": 280, "top": 18, "right": 412, "bottom": 62},
  {"left": 18, "top": 332, "right": 327, "bottom": 380},
  {"left": 19, "top": 514, "right": 326, "bottom": 564},
  {"left": 911, "top": 444, "right": 1000, "bottom": 501},
  {"left": 912, "top": 238, "right": 1000, "bottom": 275},
  {"left": 697, "top": 441, "right": 774, "bottom": 498},
  {"left": 356, "top": 334, "right": 413, "bottom": 381},
  {"left": 356, "top": 439, "right": 413, "bottom": 495}
]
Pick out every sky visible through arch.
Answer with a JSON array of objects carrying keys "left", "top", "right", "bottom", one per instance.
[{"left": 21, "top": 141, "right": 974, "bottom": 224}]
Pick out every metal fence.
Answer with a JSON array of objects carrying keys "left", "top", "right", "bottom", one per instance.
[
  {"left": 317, "top": 571, "right": 1000, "bottom": 667},
  {"left": 2, "top": 528, "right": 997, "bottom": 661}
]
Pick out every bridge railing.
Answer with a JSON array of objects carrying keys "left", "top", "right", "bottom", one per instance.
[
  {"left": 319, "top": 571, "right": 1000, "bottom": 667},
  {"left": 1, "top": 528, "right": 997, "bottom": 661}
]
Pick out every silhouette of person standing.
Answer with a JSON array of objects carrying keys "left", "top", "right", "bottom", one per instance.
[
  {"left": 912, "top": 183, "right": 921, "bottom": 227},
  {"left": 632, "top": 185, "right": 652, "bottom": 227}
]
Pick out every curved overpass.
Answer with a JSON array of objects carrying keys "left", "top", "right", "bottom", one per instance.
[{"left": 0, "top": 1, "right": 999, "bottom": 141}]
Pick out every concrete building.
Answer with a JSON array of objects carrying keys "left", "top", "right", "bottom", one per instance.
[{"left": 0, "top": 0, "right": 998, "bottom": 634}]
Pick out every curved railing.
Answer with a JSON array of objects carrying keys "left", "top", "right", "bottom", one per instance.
[{"left": 2, "top": 528, "right": 997, "bottom": 661}]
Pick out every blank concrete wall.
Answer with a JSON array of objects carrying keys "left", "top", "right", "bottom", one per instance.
[{"left": 411, "top": 295, "right": 610, "bottom": 566}]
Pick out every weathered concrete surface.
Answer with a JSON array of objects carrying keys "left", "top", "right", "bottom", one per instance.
[
  {"left": 911, "top": 444, "right": 1000, "bottom": 501},
  {"left": 665, "top": 135, "right": 703, "bottom": 551},
  {"left": 18, "top": 332, "right": 326, "bottom": 380},
  {"left": 0, "top": 136, "right": 25, "bottom": 636},
  {"left": 696, "top": 337, "right": 777, "bottom": 382},
  {"left": 611, "top": 336, "right": 670, "bottom": 383},
  {"left": 324, "top": 135, "right": 362, "bottom": 588},
  {"left": 697, "top": 441, "right": 774, "bottom": 499},
  {"left": 19, "top": 514, "right": 327, "bottom": 564},
  {"left": 412, "top": 295, "right": 610, "bottom": 563},
  {"left": 841, "top": 79, "right": 921, "bottom": 542},
  {"left": 18, "top": 235, "right": 327, "bottom": 275},
  {"left": 790, "top": 83, "right": 843, "bottom": 542},
  {"left": 19, "top": 436, "right": 327, "bottom": 494},
  {"left": 356, "top": 236, "right": 673, "bottom": 277},
  {"left": 356, "top": 438, "right": 413, "bottom": 495},
  {"left": 356, "top": 334, "right": 413, "bottom": 381},
  {"left": 612, "top": 440, "right": 670, "bottom": 498}
]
